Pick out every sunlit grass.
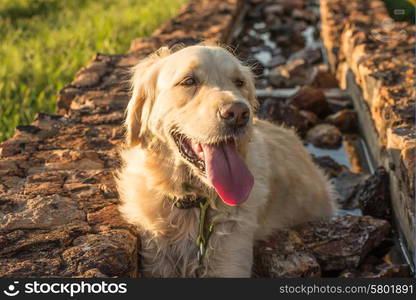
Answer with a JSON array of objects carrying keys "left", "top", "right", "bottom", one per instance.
[
  {"left": 0, "top": 0, "right": 185, "bottom": 141},
  {"left": 383, "top": 0, "right": 415, "bottom": 22}
]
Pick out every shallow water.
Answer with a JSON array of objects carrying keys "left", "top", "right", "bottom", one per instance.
[
  {"left": 306, "top": 143, "right": 352, "bottom": 169},
  {"left": 305, "top": 135, "right": 374, "bottom": 218},
  {"left": 306, "top": 135, "right": 373, "bottom": 175}
]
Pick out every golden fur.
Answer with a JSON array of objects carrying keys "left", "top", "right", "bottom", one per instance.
[{"left": 116, "top": 44, "right": 336, "bottom": 278}]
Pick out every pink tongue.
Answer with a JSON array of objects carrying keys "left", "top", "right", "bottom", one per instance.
[{"left": 201, "top": 142, "right": 254, "bottom": 206}]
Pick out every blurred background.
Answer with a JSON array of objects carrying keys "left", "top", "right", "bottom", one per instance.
[{"left": 0, "top": 0, "right": 413, "bottom": 142}]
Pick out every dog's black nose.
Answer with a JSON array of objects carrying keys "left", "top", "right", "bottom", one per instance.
[{"left": 219, "top": 102, "right": 250, "bottom": 128}]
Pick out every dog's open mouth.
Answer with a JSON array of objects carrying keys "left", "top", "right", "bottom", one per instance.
[
  {"left": 172, "top": 131, "right": 206, "bottom": 172},
  {"left": 171, "top": 130, "right": 254, "bottom": 206}
]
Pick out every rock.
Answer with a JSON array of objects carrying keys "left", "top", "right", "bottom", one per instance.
[
  {"left": 401, "top": 146, "right": 415, "bottom": 199},
  {"left": 293, "top": 20, "right": 309, "bottom": 33},
  {"left": 253, "top": 229, "right": 321, "bottom": 278},
  {"left": 72, "top": 61, "right": 108, "bottom": 88},
  {"left": 0, "top": 223, "right": 91, "bottom": 258},
  {"left": 325, "top": 109, "right": 358, "bottom": 133},
  {"left": 61, "top": 230, "right": 138, "bottom": 277},
  {"left": 292, "top": 8, "right": 318, "bottom": 23},
  {"left": 287, "top": 86, "right": 329, "bottom": 117},
  {"left": 270, "top": 25, "right": 305, "bottom": 53},
  {"left": 312, "top": 155, "right": 347, "bottom": 178},
  {"left": 327, "top": 98, "right": 354, "bottom": 113},
  {"left": 15, "top": 125, "right": 41, "bottom": 135},
  {"left": 266, "top": 55, "right": 286, "bottom": 68},
  {"left": 279, "top": 0, "right": 305, "bottom": 13},
  {"left": 331, "top": 170, "right": 366, "bottom": 209},
  {"left": 309, "top": 64, "right": 339, "bottom": 88},
  {"left": 0, "top": 258, "right": 62, "bottom": 277},
  {"left": 87, "top": 205, "right": 130, "bottom": 231},
  {"left": 269, "top": 59, "right": 309, "bottom": 88},
  {"left": 75, "top": 268, "right": 108, "bottom": 278},
  {"left": 296, "top": 215, "right": 391, "bottom": 272},
  {"left": 355, "top": 167, "right": 391, "bottom": 220},
  {"left": 258, "top": 100, "right": 314, "bottom": 136},
  {"left": 0, "top": 195, "right": 85, "bottom": 231},
  {"left": 299, "top": 110, "right": 319, "bottom": 127},
  {"left": 35, "top": 150, "right": 105, "bottom": 170},
  {"left": 288, "top": 47, "right": 322, "bottom": 65},
  {"left": 340, "top": 263, "right": 411, "bottom": 278},
  {"left": 306, "top": 124, "right": 342, "bottom": 149},
  {"left": 58, "top": 87, "right": 84, "bottom": 112},
  {"left": 263, "top": 4, "right": 284, "bottom": 17},
  {"left": 246, "top": 2, "right": 264, "bottom": 19},
  {"left": 0, "top": 141, "right": 24, "bottom": 157}
]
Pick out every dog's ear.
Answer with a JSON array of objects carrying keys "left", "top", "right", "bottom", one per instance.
[{"left": 125, "top": 47, "right": 172, "bottom": 147}]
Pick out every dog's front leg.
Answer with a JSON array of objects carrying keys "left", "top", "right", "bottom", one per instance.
[{"left": 205, "top": 224, "right": 254, "bottom": 278}]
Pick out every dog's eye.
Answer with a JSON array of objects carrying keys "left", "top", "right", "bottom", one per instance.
[
  {"left": 180, "top": 77, "right": 197, "bottom": 86},
  {"left": 235, "top": 79, "right": 244, "bottom": 87}
]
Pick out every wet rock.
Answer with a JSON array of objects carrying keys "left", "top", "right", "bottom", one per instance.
[
  {"left": 321, "top": 0, "right": 415, "bottom": 266},
  {"left": 299, "top": 110, "right": 319, "bottom": 127},
  {"left": 325, "top": 109, "right": 358, "bottom": 133},
  {"left": 253, "top": 229, "right": 320, "bottom": 278},
  {"left": 309, "top": 64, "right": 339, "bottom": 88},
  {"left": 327, "top": 98, "right": 354, "bottom": 113},
  {"left": 296, "top": 215, "right": 391, "bottom": 272},
  {"left": 240, "top": 34, "right": 263, "bottom": 48},
  {"left": 331, "top": 170, "right": 366, "bottom": 209},
  {"left": 266, "top": 55, "right": 286, "bottom": 68},
  {"left": 287, "top": 86, "right": 329, "bottom": 117},
  {"left": 269, "top": 59, "right": 309, "bottom": 88},
  {"left": 263, "top": 4, "right": 284, "bottom": 17},
  {"left": 401, "top": 146, "right": 415, "bottom": 199},
  {"left": 270, "top": 25, "right": 305, "bottom": 53},
  {"left": 306, "top": 124, "right": 342, "bottom": 149},
  {"left": 312, "top": 155, "right": 347, "bottom": 178},
  {"left": 246, "top": 2, "right": 264, "bottom": 20},
  {"left": 293, "top": 20, "right": 309, "bottom": 33},
  {"left": 258, "top": 100, "right": 314, "bottom": 136},
  {"left": 288, "top": 47, "right": 322, "bottom": 65},
  {"left": 355, "top": 167, "right": 391, "bottom": 220},
  {"left": 340, "top": 263, "right": 411, "bottom": 278},
  {"left": 292, "top": 8, "right": 318, "bottom": 23},
  {"left": 279, "top": 0, "right": 305, "bottom": 13}
]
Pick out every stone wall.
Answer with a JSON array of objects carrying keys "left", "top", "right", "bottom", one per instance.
[
  {"left": 0, "top": 0, "right": 242, "bottom": 277},
  {"left": 320, "top": 0, "right": 415, "bottom": 270}
]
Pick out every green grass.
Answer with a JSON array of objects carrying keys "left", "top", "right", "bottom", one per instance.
[
  {"left": 383, "top": 0, "right": 415, "bottom": 22},
  {"left": 0, "top": 0, "right": 186, "bottom": 141}
]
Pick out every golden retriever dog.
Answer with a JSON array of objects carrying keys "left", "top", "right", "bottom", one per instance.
[{"left": 116, "top": 44, "right": 336, "bottom": 278}]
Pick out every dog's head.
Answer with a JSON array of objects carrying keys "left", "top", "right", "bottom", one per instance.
[{"left": 125, "top": 44, "right": 257, "bottom": 206}]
